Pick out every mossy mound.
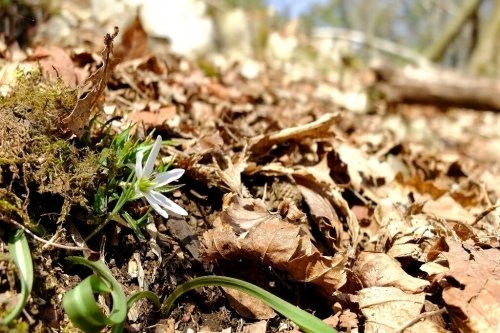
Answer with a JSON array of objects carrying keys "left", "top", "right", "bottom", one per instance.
[{"left": 0, "top": 67, "right": 98, "bottom": 226}]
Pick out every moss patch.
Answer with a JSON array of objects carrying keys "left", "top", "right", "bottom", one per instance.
[{"left": 0, "top": 67, "right": 98, "bottom": 225}]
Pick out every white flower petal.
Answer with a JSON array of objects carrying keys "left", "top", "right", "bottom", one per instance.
[
  {"left": 152, "top": 169, "right": 185, "bottom": 188},
  {"left": 144, "top": 135, "right": 162, "bottom": 178},
  {"left": 147, "top": 190, "right": 188, "bottom": 216},
  {"left": 150, "top": 202, "right": 170, "bottom": 219},
  {"left": 144, "top": 191, "right": 169, "bottom": 218},
  {"left": 135, "top": 151, "right": 144, "bottom": 179}
]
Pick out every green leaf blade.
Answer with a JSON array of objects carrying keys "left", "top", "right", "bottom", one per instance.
[
  {"left": 162, "top": 276, "right": 337, "bottom": 333},
  {"left": 2, "top": 230, "right": 33, "bottom": 325}
]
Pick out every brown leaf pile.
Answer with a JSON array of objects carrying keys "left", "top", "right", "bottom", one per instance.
[
  {"left": 3, "top": 16, "right": 500, "bottom": 332},
  {"left": 202, "top": 193, "right": 348, "bottom": 296}
]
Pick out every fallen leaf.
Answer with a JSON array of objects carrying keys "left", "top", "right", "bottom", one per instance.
[
  {"left": 432, "top": 239, "right": 500, "bottom": 333},
  {"left": 165, "top": 215, "right": 200, "bottom": 262},
  {"left": 373, "top": 200, "right": 450, "bottom": 262},
  {"left": 352, "top": 252, "right": 429, "bottom": 293},
  {"left": 30, "top": 45, "right": 78, "bottom": 87},
  {"left": 241, "top": 320, "right": 268, "bottom": 333},
  {"left": 127, "top": 105, "right": 177, "bottom": 128},
  {"left": 423, "top": 196, "right": 475, "bottom": 224},
  {"left": 184, "top": 131, "right": 224, "bottom": 155},
  {"left": 61, "top": 27, "right": 120, "bottom": 138},
  {"left": 248, "top": 112, "right": 339, "bottom": 156},
  {"left": 222, "top": 287, "right": 276, "bottom": 319},
  {"left": 213, "top": 150, "right": 250, "bottom": 197},
  {"left": 295, "top": 174, "right": 360, "bottom": 255},
  {"left": 338, "top": 309, "right": 358, "bottom": 330},
  {"left": 202, "top": 194, "right": 348, "bottom": 296},
  {"left": 358, "top": 286, "right": 440, "bottom": 333},
  {"left": 114, "top": 16, "right": 149, "bottom": 61},
  {"left": 297, "top": 184, "right": 344, "bottom": 251}
]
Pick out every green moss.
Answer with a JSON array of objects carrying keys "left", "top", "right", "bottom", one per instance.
[
  {"left": 0, "top": 67, "right": 98, "bottom": 225},
  {"left": 0, "top": 320, "right": 30, "bottom": 332}
]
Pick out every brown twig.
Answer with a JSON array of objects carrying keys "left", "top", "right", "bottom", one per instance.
[
  {"left": 9, "top": 219, "right": 97, "bottom": 253},
  {"left": 394, "top": 307, "right": 447, "bottom": 333},
  {"left": 471, "top": 203, "right": 500, "bottom": 226}
]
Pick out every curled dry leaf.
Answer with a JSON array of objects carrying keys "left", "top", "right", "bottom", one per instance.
[
  {"left": 352, "top": 252, "right": 429, "bottom": 293},
  {"left": 61, "top": 27, "right": 120, "bottom": 138},
  {"left": 373, "top": 200, "right": 452, "bottom": 262},
  {"left": 431, "top": 239, "right": 500, "bottom": 333},
  {"left": 247, "top": 112, "right": 339, "bottom": 156},
  {"left": 202, "top": 193, "right": 348, "bottom": 296},
  {"left": 297, "top": 184, "right": 344, "bottom": 251},
  {"left": 213, "top": 149, "right": 250, "bottom": 197},
  {"left": 295, "top": 174, "right": 360, "bottom": 256},
  {"left": 244, "top": 158, "right": 360, "bottom": 255}
]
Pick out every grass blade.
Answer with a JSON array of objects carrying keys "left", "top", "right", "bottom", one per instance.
[
  {"left": 63, "top": 257, "right": 128, "bottom": 332},
  {"left": 162, "top": 276, "right": 337, "bottom": 333},
  {"left": 2, "top": 230, "right": 33, "bottom": 325}
]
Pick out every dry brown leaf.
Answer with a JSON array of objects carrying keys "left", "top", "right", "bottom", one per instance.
[
  {"left": 295, "top": 174, "right": 360, "bottom": 255},
  {"left": 423, "top": 196, "right": 475, "bottom": 224},
  {"left": 303, "top": 154, "right": 337, "bottom": 187},
  {"left": 241, "top": 320, "right": 268, "bottom": 333},
  {"left": 420, "top": 262, "right": 449, "bottom": 276},
  {"left": 432, "top": 239, "right": 500, "bottom": 333},
  {"left": 126, "top": 106, "right": 177, "bottom": 128},
  {"left": 358, "top": 286, "right": 445, "bottom": 333},
  {"left": 335, "top": 142, "right": 395, "bottom": 193},
  {"left": 184, "top": 131, "right": 224, "bottom": 155},
  {"left": 352, "top": 252, "right": 429, "bottom": 293},
  {"left": 114, "top": 16, "right": 149, "bottom": 61},
  {"left": 61, "top": 27, "right": 120, "bottom": 138},
  {"left": 222, "top": 287, "right": 276, "bottom": 319},
  {"left": 213, "top": 150, "right": 250, "bottom": 197},
  {"left": 30, "top": 45, "right": 78, "bottom": 87},
  {"left": 248, "top": 112, "right": 339, "bottom": 156},
  {"left": 373, "top": 200, "right": 451, "bottom": 262},
  {"left": 297, "top": 184, "right": 345, "bottom": 251},
  {"left": 338, "top": 309, "right": 358, "bottom": 330},
  {"left": 323, "top": 314, "right": 339, "bottom": 328},
  {"left": 202, "top": 193, "right": 347, "bottom": 296}
]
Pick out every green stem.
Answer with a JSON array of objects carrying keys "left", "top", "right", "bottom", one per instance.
[
  {"left": 84, "top": 173, "right": 136, "bottom": 242},
  {"left": 162, "top": 276, "right": 337, "bottom": 333}
]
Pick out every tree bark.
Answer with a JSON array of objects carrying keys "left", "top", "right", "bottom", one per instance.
[
  {"left": 424, "top": 0, "right": 482, "bottom": 62},
  {"left": 370, "top": 60, "right": 500, "bottom": 112},
  {"left": 467, "top": 0, "right": 500, "bottom": 75}
]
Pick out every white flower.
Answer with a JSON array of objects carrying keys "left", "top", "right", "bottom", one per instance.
[{"left": 135, "top": 135, "right": 188, "bottom": 219}]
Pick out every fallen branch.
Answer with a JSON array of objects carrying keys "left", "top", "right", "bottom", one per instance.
[{"left": 371, "top": 60, "right": 500, "bottom": 112}]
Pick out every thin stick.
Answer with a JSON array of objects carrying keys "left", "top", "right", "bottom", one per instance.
[
  {"left": 394, "top": 308, "right": 447, "bottom": 333},
  {"left": 9, "top": 219, "right": 97, "bottom": 253},
  {"left": 471, "top": 203, "right": 500, "bottom": 226}
]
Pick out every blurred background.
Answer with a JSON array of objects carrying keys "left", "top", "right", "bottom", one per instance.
[{"left": 2, "top": 0, "right": 499, "bottom": 76}]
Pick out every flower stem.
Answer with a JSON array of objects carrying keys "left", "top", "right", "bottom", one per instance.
[{"left": 84, "top": 173, "right": 136, "bottom": 242}]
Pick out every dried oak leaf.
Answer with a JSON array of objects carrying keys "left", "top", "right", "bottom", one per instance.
[
  {"left": 352, "top": 252, "right": 429, "bottom": 293},
  {"left": 61, "top": 27, "right": 120, "bottom": 138},
  {"left": 432, "top": 239, "right": 500, "bottom": 333},
  {"left": 358, "top": 286, "right": 446, "bottom": 333},
  {"left": 373, "top": 200, "right": 451, "bottom": 262},
  {"left": 202, "top": 193, "right": 347, "bottom": 295}
]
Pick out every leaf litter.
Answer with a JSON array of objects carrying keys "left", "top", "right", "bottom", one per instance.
[{"left": 0, "top": 16, "right": 499, "bottom": 333}]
